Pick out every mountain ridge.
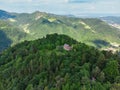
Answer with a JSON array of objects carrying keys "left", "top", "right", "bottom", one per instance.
[
  {"left": 100, "top": 16, "right": 120, "bottom": 30},
  {"left": 0, "top": 10, "right": 15, "bottom": 19},
  {"left": 0, "top": 10, "right": 120, "bottom": 52}
]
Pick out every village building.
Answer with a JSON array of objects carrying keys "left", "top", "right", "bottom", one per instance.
[{"left": 63, "top": 44, "right": 72, "bottom": 51}]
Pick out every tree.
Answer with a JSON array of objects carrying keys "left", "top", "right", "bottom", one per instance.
[
  {"left": 96, "top": 53, "right": 106, "bottom": 68},
  {"left": 97, "top": 71, "right": 105, "bottom": 83},
  {"left": 92, "top": 66, "right": 100, "bottom": 77},
  {"left": 115, "top": 76, "right": 120, "bottom": 83},
  {"left": 104, "top": 60, "right": 119, "bottom": 82},
  {"left": 0, "top": 82, "right": 5, "bottom": 90},
  {"left": 62, "top": 83, "right": 70, "bottom": 90},
  {"left": 91, "top": 82, "right": 106, "bottom": 90},
  {"left": 25, "top": 84, "right": 34, "bottom": 90},
  {"left": 110, "top": 83, "right": 120, "bottom": 90}
]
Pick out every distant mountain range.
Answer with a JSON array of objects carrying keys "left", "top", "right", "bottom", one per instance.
[
  {"left": 0, "top": 10, "right": 15, "bottom": 19},
  {"left": 0, "top": 10, "right": 120, "bottom": 52},
  {"left": 100, "top": 16, "right": 120, "bottom": 30},
  {"left": 100, "top": 16, "right": 120, "bottom": 24}
]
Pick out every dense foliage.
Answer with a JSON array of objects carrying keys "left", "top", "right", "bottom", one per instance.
[
  {"left": 0, "top": 34, "right": 120, "bottom": 90},
  {"left": 0, "top": 10, "right": 120, "bottom": 52},
  {"left": 0, "top": 20, "right": 27, "bottom": 52}
]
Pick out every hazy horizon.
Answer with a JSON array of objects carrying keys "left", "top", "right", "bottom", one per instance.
[{"left": 0, "top": 0, "right": 120, "bottom": 17}]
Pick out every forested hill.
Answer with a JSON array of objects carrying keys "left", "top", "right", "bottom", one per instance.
[
  {"left": 0, "top": 10, "right": 120, "bottom": 52},
  {"left": 0, "top": 10, "right": 15, "bottom": 19},
  {"left": 0, "top": 34, "right": 120, "bottom": 90}
]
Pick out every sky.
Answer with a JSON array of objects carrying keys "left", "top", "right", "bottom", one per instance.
[{"left": 0, "top": 0, "right": 120, "bottom": 17}]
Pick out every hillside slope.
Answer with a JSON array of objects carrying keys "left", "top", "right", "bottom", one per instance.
[
  {"left": 0, "top": 10, "right": 120, "bottom": 51},
  {"left": 0, "top": 20, "right": 27, "bottom": 52},
  {"left": 0, "top": 10, "right": 15, "bottom": 19},
  {"left": 100, "top": 16, "right": 120, "bottom": 30},
  {"left": 0, "top": 34, "right": 120, "bottom": 90},
  {"left": 101, "top": 16, "right": 120, "bottom": 24}
]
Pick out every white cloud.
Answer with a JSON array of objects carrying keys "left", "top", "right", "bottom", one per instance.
[
  {"left": 7, "top": 0, "right": 32, "bottom": 3},
  {"left": 0, "top": 0, "right": 69, "bottom": 3},
  {"left": 0, "top": 0, "right": 120, "bottom": 16}
]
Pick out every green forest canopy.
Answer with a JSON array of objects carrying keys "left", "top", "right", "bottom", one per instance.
[{"left": 0, "top": 33, "right": 120, "bottom": 90}]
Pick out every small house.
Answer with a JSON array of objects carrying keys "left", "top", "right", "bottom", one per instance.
[{"left": 63, "top": 44, "right": 72, "bottom": 51}]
